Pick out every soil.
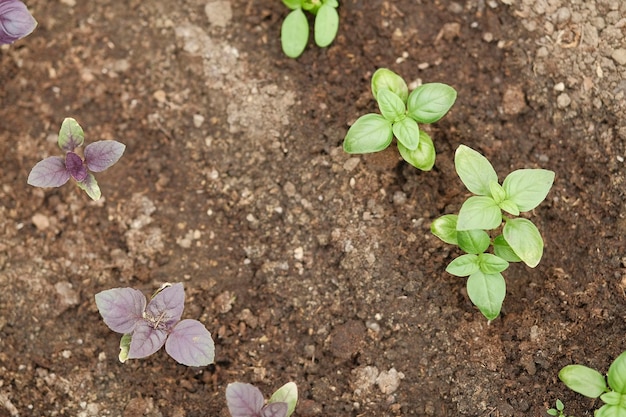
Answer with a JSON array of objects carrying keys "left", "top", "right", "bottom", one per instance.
[{"left": 1, "top": 0, "right": 625, "bottom": 416}]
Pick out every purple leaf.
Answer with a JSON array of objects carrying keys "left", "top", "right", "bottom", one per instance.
[
  {"left": 84, "top": 140, "right": 126, "bottom": 172},
  {"left": 145, "top": 283, "right": 185, "bottom": 330},
  {"left": 95, "top": 288, "right": 145, "bottom": 334},
  {"left": 165, "top": 319, "right": 215, "bottom": 367},
  {"left": 65, "top": 151, "right": 87, "bottom": 181},
  {"left": 261, "top": 403, "right": 288, "bottom": 417},
  {"left": 57, "top": 117, "right": 85, "bottom": 152},
  {"left": 226, "top": 382, "right": 264, "bottom": 417},
  {"left": 128, "top": 321, "right": 168, "bottom": 359},
  {"left": 0, "top": 0, "right": 37, "bottom": 45},
  {"left": 27, "top": 156, "right": 70, "bottom": 188},
  {"left": 76, "top": 172, "right": 101, "bottom": 200}
]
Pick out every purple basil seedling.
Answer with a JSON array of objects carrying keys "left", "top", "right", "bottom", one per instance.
[
  {"left": 0, "top": 0, "right": 37, "bottom": 45},
  {"left": 95, "top": 283, "right": 215, "bottom": 367},
  {"left": 28, "top": 117, "right": 125, "bottom": 200},
  {"left": 226, "top": 382, "right": 298, "bottom": 417}
]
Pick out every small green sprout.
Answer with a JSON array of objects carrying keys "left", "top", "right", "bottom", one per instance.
[
  {"left": 431, "top": 145, "right": 554, "bottom": 320},
  {"left": 547, "top": 399, "right": 572, "bottom": 417},
  {"left": 343, "top": 68, "right": 457, "bottom": 170},
  {"left": 558, "top": 351, "right": 626, "bottom": 417},
  {"left": 281, "top": 0, "right": 339, "bottom": 58}
]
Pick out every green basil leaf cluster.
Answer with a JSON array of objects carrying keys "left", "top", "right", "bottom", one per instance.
[
  {"left": 559, "top": 350, "right": 626, "bottom": 417},
  {"left": 431, "top": 145, "right": 554, "bottom": 320},
  {"left": 343, "top": 68, "right": 457, "bottom": 170},
  {"left": 281, "top": 0, "right": 339, "bottom": 58}
]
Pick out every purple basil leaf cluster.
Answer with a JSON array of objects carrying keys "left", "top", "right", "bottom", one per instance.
[
  {"left": 95, "top": 283, "right": 215, "bottom": 367},
  {"left": 27, "top": 117, "right": 125, "bottom": 200},
  {"left": 226, "top": 383, "right": 288, "bottom": 417},
  {"left": 0, "top": 0, "right": 37, "bottom": 45}
]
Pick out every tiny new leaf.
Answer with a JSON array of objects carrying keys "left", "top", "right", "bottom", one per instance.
[
  {"left": 343, "top": 113, "right": 393, "bottom": 153},
  {"left": 377, "top": 89, "right": 406, "bottom": 122},
  {"left": 407, "top": 83, "right": 457, "bottom": 124}
]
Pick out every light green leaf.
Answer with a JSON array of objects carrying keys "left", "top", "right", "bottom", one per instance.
[
  {"left": 406, "top": 83, "right": 457, "bottom": 124},
  {"left": 58, "top": 117, "right": 85, "bottom": 152},
  {"left": 269, "top": 382, "right": 298, "bottom": 417},
  {"left": 119, "top": 333, "right": 131, "bottom": 363},
  {"left": 559, "top": 364, "right": 607, "bottom": 398},
  {"left": 398, "top": 130, "right": 436, "bottom": 171},
  {"left": 596, "top": 404, "right": 626, "bottom": 417},
  {"left": 498, "top": 199, "right": 520, "bottom": 216},
  {"left": 608, "top": 351, "right": 626, "bottom": 394},
  {"left": 325, "top": 0, "right": 339, "bottom": 7},
  {"left": 76, "top": 173, "right": 102, "bottom": 200},
  {"left": 466, "top": 271, "right": 505, "bottom": 320},
  {"left": 392, "top": 116, "right": 419, "bottom": 149},
  {"left": 282, "top": 0, "right": 302, "bottom": 10},
  {"left": 600, "top": 391, "right": 622, "bottom": 405},
  {"left": 489, "top": 181, "right": 506, "bottom": 204},
  {"left": 503, "top": 218, "right": 543, "bottom": 267},
  {"left": 454, "top": 145, "right": 498, "bottom": 196},
  {"left": 446, "top": 254, "right": 479, "bottom": 277},
  {"left": 430, "top": 214, "right": 458, "bottom": 245},
  {"left": 371, "top": 68, "right": 409, "bottom": 103},
  {"left": 377, "top": 89, "right": 406, "bottom": 122},
  {"left": 493, "top": 235, "right": 522, "bottom": 262},
  {"left": 302, "top": 0, "right": 318, "bottom": 11},
  {"left": 457, "top": 229, "right": 490, "bottom": 254},
  {"left": 457, "top": 196, "right": 502, "bottom": 231},
  {"left": 477, "top": 253, "right": 509, "bottom": 274},
  {"left": 281, "top": 9, "right": 309, "bottom": 58},
  {"left": 314, "top": 4, "right": 339, "bottom": 47},
  {"left": 502, "top": 169, "right": 555, "bottom": 212},
  {"left": 343, "top": 114, "right": 393, "bottom": 154}
]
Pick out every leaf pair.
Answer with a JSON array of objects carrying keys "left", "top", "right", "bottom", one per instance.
[
  {"left": 95, "top": 283, "right": 215, "bottom": 367},
  {"left": 226, "top": 382, "right": 298, "bottom": 417},
  {"left": 343, "top": 68, "right": 456, "bottom": 170},
  {"left": 281, "top": 0, "right": 339, "bottom": 58},
  {"left": 27, "top": 117, "right": 125, "bottom": 200},
  {"left": 559, "top": 351, "right": 626, "bottom": 417},
  {"left": 431, "top": 145, "right": 555, "bottom": 320}
]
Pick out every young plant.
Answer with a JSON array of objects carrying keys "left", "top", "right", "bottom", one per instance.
[
  {"left": 281, "top": 0, "right": 339, "bottom": 58},
  {"left": 431, "top": 145, "right": 554, "bottom": 320},
  {"left": 226, "top": 382, "right": 298, "bottom": 417},
  {"left": 28, "top": 117, "right": 125, "bottom": 200},
  {"left": 547, "top": 399, "right": 571, "bottom": 417},
  {"left": 558, "top": 350, "right": 626, "bottom": 417},
  {"left": 0, "top": 0, "right": 37, "bottom": 45},
  {"left": 343, "top": 68, "right": 457, "bottom": 170},
  {"left": 95, "top": 283, "right": 215, "bottom": 367}
]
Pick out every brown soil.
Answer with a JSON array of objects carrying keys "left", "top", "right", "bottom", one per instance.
[{"left": 1, "top": 0, "right": 625, "bottom": 416}]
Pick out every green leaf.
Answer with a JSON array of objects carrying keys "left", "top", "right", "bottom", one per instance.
[
  {"left": 269, "top": 382, "right": 298, "bottom": 417},
  {"left": 559, "top": 364, "right": 607, "bottom": 398},
  {"left": 119, "top": 333, "right": 132, "bottom": 363},
  {"left": 546, "top": 410, "right": 558, "bottom": 416},
  {"left": 392, "top": 116, "right": 419, "bottom": 149},
  {"left": 398, "top": 130, "right": 436, "bottom": 171},
  {"left": 281, "top": 9, "right": 309, "bottom": 58},
  {"left": 457, "top": 229, "right": 490, "bottom": 254},
  {"left": 608, "top": 351, "right": 626, "bottom": 394},
  {"left": 282, "top": 0, "right": 302, "bottom": 10},
  {"left": 371, "top": 68, "right": 409, "bottom": 103},
  {"left": 343, "top": 113, "right": 393, "bottom": 154},
  {"left": 457, "top": 196, "right": 502, "bottom": 231},
  {"left": 377, "top": 89, "right": 406, "bottom": 122},
  {"left": 477, "top": 253, "right": 509, "bottom": 274},
  {"left": 498, "top": 199, "right": 520, "bottom": 216},
  {"left": 446, "top": 254, "right": 480, "bottom": 277},
  {"left": 596, "top": 404, "right": 626, "bottom": 417},
  {"left": 493, "top": 235, "right": 522, "bottom": 262},
  {"left": 302, "top": 0, "right": 318, "bottom": 11},
  {"left": 502, "top": 169, "right": 555, "bottom": 212},
  {"left": 454, "top": 145, "right": 499, "bottom": 196},
  {"left": 76, "top": 173, "right": 102, "bottom": 200},
  {"left": 489, "top": 181, "right": 506, "bottom": 204},
  {"left": 430, "top": 214, "right": 458, "bottom": 245},
  {"left": 314, "top": 4, "right": 339, "bottom": 47},
  {"left": 406, "top": 83, "right": 457, "bottom": 124},
  {"left": 466, "top": 271, "right": 505, "bottom": 320},
  {"left": 600, "top": 391, "right": 622, "bottom": 405},
  {"left": 503, "top": 218, "right": 543, "bottom": 267},
  {"left": 58, "top": 117, "right": 85, "bottom": 152},
  {"left": 324, "top": 0, "right": 339, "bottom": 7}
]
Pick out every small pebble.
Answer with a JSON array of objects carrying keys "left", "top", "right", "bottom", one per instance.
[
  {"left": 556, "top": 93, "right": 571, "bottom": 108},
  {"left": 610, "top": 49, "right": 626, "bottom": 66}
]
